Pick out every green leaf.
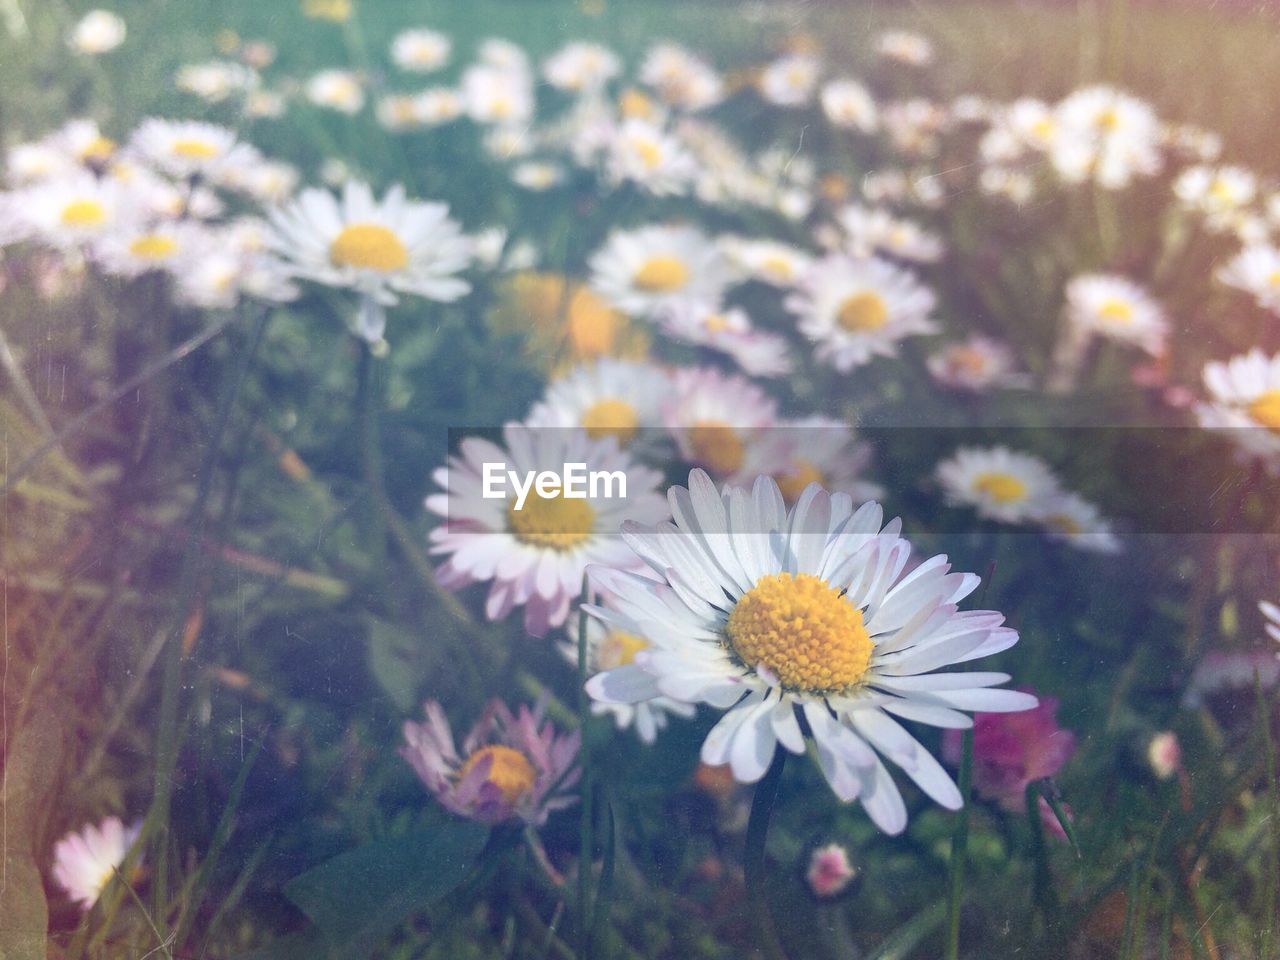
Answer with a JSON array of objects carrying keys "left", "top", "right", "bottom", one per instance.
[
  {"left": 365, "top": 613, "right": 436, "bottom": 714},
  {"left": 282, "top": 819, "right": 489, "bottom": 957}
]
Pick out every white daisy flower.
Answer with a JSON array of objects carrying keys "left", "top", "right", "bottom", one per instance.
[
  {"left": 175, "top": 60, "right": 258, "bottom": 103},
  {"left": 640, "top": 44, "right": 724, "bottom": 112},
  {"left": 390, "top": 29, "right": 451, "bottom": 73},
  {"left": 655, "top": 300, "right": 793, "bottom": 378},
  {"left": 267, "top": 179, "right": 471, "bottom": 341},
  {"left": 821, "top": 79, "right": 878, "bottom": 133},
  {"left": 663, "top": 367, "right": 788, "bottom": 484},
  {"left": 1050, "top": 86, "right": 1162, "bottom": 189},
  {"left": 305, "top": 69, "right": 365, "bottom": 114},
  {"left": 93, "top": 220, "right": 209, "bottom": 278},
  {"left": 5, "top": 140, "right": 76, "bottom": 185},
  {"left": 1260, "top": 601, "right": 1280, "bottom": 646},
  {"left": 786, "top": 254, "right": 938, "bottom": 372},
  {"left": 525, "top": 359, "right": 671, "bottom": 446},
  {"left": 478, "top": 38, "right": 531, "bottom": 75},
  {"left": 244, "top": 89, "right": 288, "bottom": 119},
  {"left": 175, "top": 221, "right": 298, "bottom": 309},
  {"left": 462, "top": 65, "right": 534, "bottom": 125},
  {"left": 719, "top": 236, "right": 813, "bottom": 287},
  {"left": 881, "top": 99, "right": 949, "bottom": 157},
  {"left": 1217, "top": 245, "right": 1280, "bottom": 314},
  {"left": 15, "top": 173, "right": 134, "bottom": 249},
  {"left": 926, "top": 336, "right": 1026, "bottom": 393},
  {"left": 69, "top": 10, "right": 126, "bottom": 55},
  {"left": 1174, "top": 165, "right": 1257, "bottom": 227},
  {"left": 1035, "top": 491, "right": 1121, "bottom": 553},
  {"left": 837, "top": 204, "right": 944, "bottom": 263},
  {"left": 1197, "top": 349, "right": 1280, "bottom": 470},
  {"left": 1064, "top": 274, "right": 1167, "bottom": 356},
  {"left": 47, "top": 119, "right": 118, "bottom": 169},
  {"left": 416, "top": 88, "right": 464, "bottom": 126},
  {"left": 511, "top": 161, "right": 564, "bottom": 192},
  {"left": 51, "top": 816, "right": 141, "bottom": 910},
  {"left": 585, "top": 468, "right": 1036, "bottom": 833},
  {"left": 562, "top": 612, "right": 696, "bottom": 743},
  {"left": 935, "top": 446, "right": 1060, "bottom": 524},
  {"left": 605, "top": 118, "right": 696, "bottom": 196},
  {"left": 588, "top": 224, "right": 730, "bottom": 319},
  {"left": 759, "top": 55, "right": 821, "bottom": 107},
  {"left": 129, "top": 119, "right": 254, "bottom": 180},
  {"left": 771, "top": 416, "right": 882, "bottom": 505},
  {"left": 876, "top": 31, "right": 934, "bottom": 67},
  {"left": 377, "top": 94, "right": 427, "bottom": 132},
  {"left": 543, "top": 42, "right": 621, "bottom": 94},
  {"left": 426, "top": 425, "right": 668, "bottom": 635}
]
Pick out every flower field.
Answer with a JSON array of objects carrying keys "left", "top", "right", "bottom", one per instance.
[{"left": 1, "top": 1, "right": 1279, "bottom": 958}]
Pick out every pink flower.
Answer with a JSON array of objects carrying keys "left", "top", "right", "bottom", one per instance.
[
  {"left": 944, "top": 690, "right": 1077, "bottom": 814},
  {"left": 51, "top": 816, "right": 142, "bottom": 911},
  {"left": 805, "top": 842, "right": 858, "bottom": 899},
  {"left": 401, "top": 698, "right": 580, "bottom": 825}
]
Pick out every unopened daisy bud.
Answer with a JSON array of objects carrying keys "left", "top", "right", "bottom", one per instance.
[
  {"left": 1147, "top": 731, "right": 1181, "bottom": 781},
  {"left": 805, "top": 842, "right": 858, "bottom": 899}
]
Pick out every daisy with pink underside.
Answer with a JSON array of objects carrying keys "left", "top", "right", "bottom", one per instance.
[
  {"left": 51, "top": 816, "right": 142, "bottom": 911},
  {"left": 426, "top": 424, "right": 667, "bottom": 635},
  {"left": 401, "top": 698, "right": 580, "bottom": 825},
  {"left": 585, "top": 469, "right": 1036, "bottom": 835}
]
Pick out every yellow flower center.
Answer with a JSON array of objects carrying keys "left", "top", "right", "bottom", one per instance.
[
  {"left": 60, "top": 199, "right": 107, "bottom": 227},
  {"left": 632, "top": 137, "right": 663, "bottom": 170},
  {"left": 568, "top": 286, "right": 623, "bottom": 356},
  {"left": 836, "top": 291, "right": 889, "bottom": 332},
  {"left": 599, "top": 630, "right": 649, "bottom": 669},
  {"left": 759, "top": 255, "right": 794, "bottom": 281},
  {"left": 688, "top": 420, "right": 744, "bottom": 475},
  {"left": 80, "top": 136, "right": 116, "bottom": 162},
  {"left": 128, "top": 234, "right": 178, "bottom": 259},
  {"left": 302, "top": 0, "right": 352, "bottom": 21},
  {"left": 774, "top": 459, "right": 825, "bottom": 504},
  {"left": 329, "top": 223, "right": 409, "bottom": 272},
  {"left": 1248, "top": 390, "right": 1280, "bottom": 432},
  {"left": 1097, "top": 107, "right": 1120, "bottom": 130},
  {"left": 580, "top": 398, "right": 638, "bottom": 444},
  {"left": 1045, "top": 514, "right": 1083, "bottom": 535},
  {"left": 972, "top": 471, "right": 1027, "bottom": 504},
  {"left": 457, "top": 745, "right": 536, "bottom": 804},
  {"left": 632, "top": 255, "right": 689, "bottom": 293},
  {"left": 1267, "top": 270, "right": 1280, "bottom": 288},
  {"left": 507, "top": 492, "right": 595, "bottom": 551},
  {"left": 703, "top": 313, "right": 731, "bottom": 333},
  {"left": 949, "top": 346, "right": 989, "bottom": 376},
  {"left": 726, "top": 572, "right": 873, "bottom": 693},
  {"left": 1031, "top": 117, "right": 1055, "bottom": 141},
  {"left": 171, "top": 138, "right": 220, "bottom": 159},
  {"left": 1097, "top": 298, "right": 1134, "bottom": 324},
  {"left": 619, "top": 89, "right": 654, "bottom": 119}
]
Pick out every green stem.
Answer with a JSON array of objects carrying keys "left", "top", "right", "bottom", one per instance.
[
  {"left": 576, "top": 575, "right": 594, "bottom": 960},
  {"left": 744, "top": 750, "right": 789, "bottom": 960},
  {"left": 945, "top": 728, "right": 973, "bottom": 960},
  {"left": 147, "top": 306, "right": 269, "bottom": 927}
]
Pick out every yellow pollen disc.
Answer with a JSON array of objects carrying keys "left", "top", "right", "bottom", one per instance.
[
  {"left": 703, "top": 313, "right": 731, "bottom": 333},
  {"left": 726, "top": 572, "right": 873, "bottom": 693},
  {"left": 1097, "top": 298, "right": 1134, "bottom": 324},
  {"left": 490, "top": 96, "right": 513, "bottom": 119},
  {"left": 507, "top": 492, "right": 595, "bottom": 551},
  {"left": 1248, "top": 390, "right": 1280, "bottom": 431},
  {"left": 950, "top": 346, "right": 989, "bottom": 375},
  {"left": 775, "top": 459, "right": 825, "bottom": 504},
  {"left": 329, "top": 223, "right": 409, "bottom": 272},
  {"left": 80, "top": 137, "right": 116, "bottom": 161},
  {"left": 171, "top": 138, "right": 220, "bottom": 159},
  {"left": 759, "top": 255, "right": 794, "bottom": 281},
  {"left": 688, "top": 420, "right": 744, "bottom": 475},
  {"left": 1046, "top": 514, "right": 1083, "bottom": 535},
  {"left": 129, "top": 234, "right": 178, "bottom": 259},
  {"left": 457, "top": 745, "right": 536, "bottom": 804},
  {"left": 619, "top": 89, "right": 654, "bottom": 119},
  {"left": 599, "top": 630, "right": 649, "bottom": 669},
  {"left": 1097, "top": 107, "right": 1120, "bottom": 130},
  {"left": 632, "top": 138, "right": 663, "bottom": 170},
  {"left": 580, "top": 398, "right": 638, "bottom": 443},
  {"left": 836, "top": 291, "right": 889, "bottom": 333},
  {"left": 60, "top": 199, "right": 107, "bottom": 227},
  {"left": 973, "top": 471, "right": 1028, "bottom": 504},
  {"left": 1267, "top": 270, "right": 1280, "bottom": 288},
  {"left": 1031, "top": 117, "right": 1055, "bottom": 141},
  {"left": 632, "top": 255, "right": 689, "bottom": 293}
]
